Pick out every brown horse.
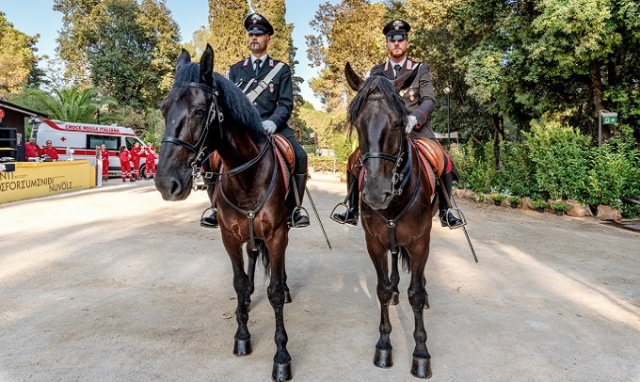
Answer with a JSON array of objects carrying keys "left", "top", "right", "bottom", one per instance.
[
  {"left": 344, "top": 62, "right": 437, "bottom": 379},
  {"left": 155, "top": 44, "right": 293, "bottom": 381}
]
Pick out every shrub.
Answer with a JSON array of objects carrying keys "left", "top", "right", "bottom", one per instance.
[
  {"left": 524, "top": 120, "right": 591, "bottom": 201},
  {"left": 550, "top": 201, "right": 570, "bottom": 212}
]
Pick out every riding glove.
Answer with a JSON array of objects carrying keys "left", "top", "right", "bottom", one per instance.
[
  {"left": 405, "top": 115, "right": 418, "bottom": 134},
  {"left": 262, "top": 120, "right": 277, "bottom": 134}
]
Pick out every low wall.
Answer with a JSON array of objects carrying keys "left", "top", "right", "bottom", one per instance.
[{"left": 0, "top": 160, "right": 95, "bottom": 204}]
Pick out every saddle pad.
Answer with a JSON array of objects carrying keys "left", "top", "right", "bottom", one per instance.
[
  {"left": 413, "top": 138, "right": 444, "bottom": 177},
  {"left": 273, "top": 134, "right": 295, "bottom": 193}
]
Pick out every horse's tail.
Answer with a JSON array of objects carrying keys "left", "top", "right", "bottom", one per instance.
[
  {"left": 399, "top": 247, "right": 411, "bottom": 273},
  {"left": 257, "top": 240, "right": 271, "bottom": 276}
]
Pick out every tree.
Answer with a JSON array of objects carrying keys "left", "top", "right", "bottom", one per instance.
[
  {"left": 203, "top": 0, "right": 250, "bottom": 73},
  {"left": 21, "top": 86, "right": 116, "bottom": 123},
  {"left": 54, "top": 0, "right": 181, "bottom": 110},
  {"left": 0, "top": 11, "right": 40, "bottom": 96}
]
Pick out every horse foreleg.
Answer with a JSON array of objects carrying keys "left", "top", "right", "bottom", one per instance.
[
  {"left": 229, "top": 246, "right": 252, "bottom": 356},
  {"left": 266, "top": 239, "right": 292, "bottom": 381},
  {"left": 369, "top": 244, "right": 394, "bottom": 369},
  {"left": 408, "top": 256, "right": 431, "bottom": 378}
]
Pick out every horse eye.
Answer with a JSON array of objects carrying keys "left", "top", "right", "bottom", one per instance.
[{"left": 194, "top": 107, "right": 207, "bottom": 117}]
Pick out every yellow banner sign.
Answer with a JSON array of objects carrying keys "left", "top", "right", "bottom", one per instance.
[{"left": 0, "top": 160, "right": 94, "bottom": 204}]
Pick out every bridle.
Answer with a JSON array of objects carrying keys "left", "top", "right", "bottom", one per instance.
[
  {"left": 160, "top": 81, "right": 270, "bottom": 179},
  {"left": 357, "top": 93, "right": 412, "bottom": 196},
  {"left": 356, "top": 92, "right": 419, "bottom": 255}
]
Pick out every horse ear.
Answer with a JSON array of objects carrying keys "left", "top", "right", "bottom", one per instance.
[
  {"left": 176, "top": 49, "right": 191, "bottom": 73},
  {"left": 344, "top": 62, "right": 363, "bottom": 91},
  {"left": 200, "top": 44, "right": 215, "bottom": 86},
  {"left": 393, "top": 65, "right": 419, "bottom": 93}
]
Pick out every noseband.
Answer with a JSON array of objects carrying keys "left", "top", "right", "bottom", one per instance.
[{"left": 358, "top": 93, "right": 412, "bottom": 196}]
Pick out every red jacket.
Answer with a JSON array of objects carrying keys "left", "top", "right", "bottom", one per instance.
[
  {"left": 118, "top": 149, "right": 131, "bottom": 163},
  {"left": 145, "top": 146, "right": 157, "bottom": 160},
  {"left": 39, "top": 146, "right": 59, "bottom": 160},
  {"left": 130, "top": 146, "right": 143, "bottom": 162},
  {"left": 101, "top": 148, "right": 109, "bottom": 163},
  {"left": 25, "top": 143, "right": 40, "bottom": 159}
]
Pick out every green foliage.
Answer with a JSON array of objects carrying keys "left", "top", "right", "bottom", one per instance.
[
  {"left": 450, "top": 142, "right": 493, "bottom": 193},
  {"left": 0, "top": 11, "right": 40, "bottom": 95},
  {"left": 496, "top": 141, "right": 538, "bottom": 197},
  {"left": 550, "top": 201, "right": 570, "bottom": 212},
  {"left": 507, "top": 195, "right": 521, "bottom": 205},
  {"left": 489, "top": 193, "right": 505, "bottom": 203},
  {"left": 586, "top": 138, "right": 635, "bottom": 208},
  {"left": 524, "top": 120, "right": 591, "bottom": 200},
  {"left": 19, "top": 86, "right": 116, "bottom": 123},
  {"left": 531, "top": 199, "right": 548, "bottom": 209}
]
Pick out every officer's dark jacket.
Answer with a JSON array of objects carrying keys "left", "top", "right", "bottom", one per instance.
[
  {"left": 370, "top": 59, "right": 436, "bottom": 136},
  {"left": 228, "top": 56, "right": 293, "bottom": 132}
]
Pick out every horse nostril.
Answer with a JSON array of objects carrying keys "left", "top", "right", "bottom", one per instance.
[{"left": 170, "top": 179, "right": 182, "bottom": 196}]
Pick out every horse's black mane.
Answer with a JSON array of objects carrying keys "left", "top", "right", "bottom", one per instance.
[
  {"left": 347, "top": 75, "right": 408, "bottom": 126},
  {"left": 173, "top": 62, "right": 266, "bottom": 144}
]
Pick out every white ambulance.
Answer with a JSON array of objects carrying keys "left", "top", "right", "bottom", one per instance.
[{"left": 30, "top": 119, "right": 153, "bottom": 178}]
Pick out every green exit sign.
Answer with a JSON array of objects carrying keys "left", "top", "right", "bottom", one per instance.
[{"left": 601, "top": 112, "right": 618, "bottom": 125}]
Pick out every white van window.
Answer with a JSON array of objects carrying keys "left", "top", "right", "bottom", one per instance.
[{"left": 88, "top": 135, "right": 119, "bottom": 150}]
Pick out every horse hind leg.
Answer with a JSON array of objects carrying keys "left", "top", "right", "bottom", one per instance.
[
  {"left": 390, "top": 250, "right": 401, "bottom": 305},
  {"left": 408, "top": 263, "right": 432, "bottom": 378}
]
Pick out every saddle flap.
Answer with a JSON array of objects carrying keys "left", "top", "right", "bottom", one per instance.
[
  {"left": 273, "top": 134, "right": 295, "bottom": 174},
  {"left": 414, "top": 138, "right": 445, "bottom": 177}
]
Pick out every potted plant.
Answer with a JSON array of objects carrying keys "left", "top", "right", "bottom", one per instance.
[
  {"left": 550, "top": 201, "right": 570, "bottom": 216},
  {"left": 489, "top": 193, "right": 505, "bottom": 206},
  {"left": 507, "top": 196, "right": 521, "bottom": 208},
  {"left": 531, "top": 199, "right": 548, "bottom": 213},
  {"left": 476, "top": 193, "right": 487, "bottom": 203}
]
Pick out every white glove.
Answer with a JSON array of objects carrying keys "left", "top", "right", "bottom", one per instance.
[
  {"left": 405, "top": 115, "right": 418, "bottom": 134},
  {"left": 262, "top": 120, "right": 277, "bottom": 134}
]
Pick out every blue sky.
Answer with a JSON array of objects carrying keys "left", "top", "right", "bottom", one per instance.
[{"left": 0, "top": 0, "right": 328, "bottom": 109}]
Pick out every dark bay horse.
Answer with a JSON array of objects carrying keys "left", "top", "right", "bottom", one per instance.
[
  {"left": 344, "top": 62, "right": 437, "bottom": 379},
  {"left": 155, "top": 44, "right": 293, "bottom": 381}
]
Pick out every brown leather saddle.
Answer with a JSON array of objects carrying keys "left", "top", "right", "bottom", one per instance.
[
  {"left": 347, "top": 137, "right": 445, "bottom": 194},
  {"left": 207, "top": 133, "right": 295, "bottom": 193}
]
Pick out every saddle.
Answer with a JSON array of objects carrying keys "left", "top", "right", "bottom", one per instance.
[
  {"left": 207, "top": 133, "right": 295, "bottom": 192},
  {"left": 347, "top": 137, "right": 446, "bottom": 195}
]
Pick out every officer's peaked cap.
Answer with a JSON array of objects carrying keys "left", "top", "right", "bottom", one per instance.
[
  {"left": 244, "top": 13, "right": 274, "bottom": 36},
  {"left": 383, "top": 19, "right": 411, "bottom": 40}
]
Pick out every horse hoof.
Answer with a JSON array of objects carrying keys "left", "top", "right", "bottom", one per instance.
[
  {"left": 233, "top": 337, "right": 252, "bottom": 356},
  {"left": 373, "top": 349, "right": 393, "bottom": 368},
  {"left": 271, "top": 361, "right": 292, "bottom": 381},
  {"left": 391, "top": 291, "right": 400, "bottom": 305},
  {"left": 411, "top": 357, "right": 432, "bottom": 379},
  {"left": 284, "top": 290, "right": 292, "bottom": 304}
]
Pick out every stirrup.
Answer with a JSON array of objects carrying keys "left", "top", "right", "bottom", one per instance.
[
  {"left": 330, "top": 203, "right": 349, "bottom": 224},
  {"left": 200, "top": 207, "right": 218, "bottom": 228},
  {"left": 441, "top": 207, "right": 466, "bottom": 229},
  {"left": 288, "top": 206, "right": 310, "bottom": 229}
]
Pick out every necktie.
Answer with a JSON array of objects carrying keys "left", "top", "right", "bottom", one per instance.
[
  {"left": 254, "top": 59, "right": 262, "bottom": 75},
  {"left": 394, "top": 64, "right": 402, "bottom": 79}
]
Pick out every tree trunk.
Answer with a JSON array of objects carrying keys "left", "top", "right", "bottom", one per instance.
[{"left": 589, "top": 61, "right": 610, "bottom": 142}]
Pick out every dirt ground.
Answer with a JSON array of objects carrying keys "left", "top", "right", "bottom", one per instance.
[{"left": 1, "top": 174, "right": 639, "bottom": 382}]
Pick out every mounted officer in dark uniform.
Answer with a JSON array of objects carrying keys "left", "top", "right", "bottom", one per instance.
[
  {"left": 200, "top": 13, "right": 310, "bottom": 229},
  {"left": 332, "top": 19, "right": 463, "bottom": 229}
]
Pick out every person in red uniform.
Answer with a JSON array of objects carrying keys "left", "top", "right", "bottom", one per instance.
[
  {"left": 100, "top": 144, "right": 109, "bottom": 182},
  {"left": 130, "top": 142, "right": 143, "bottom": 180},
  {"left": 25, "top": 137, "right": 40, "bottom": 160},
  {"left": 144, "top": 142, "right": 158, "bottom": 179},
  {"left": 38, "top": 140, "right": 59, "bottom": 160},
  {"left": 118, "top": 145, "right": 133, "bottom": 182}
]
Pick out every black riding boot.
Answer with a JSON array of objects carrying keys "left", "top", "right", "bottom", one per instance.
[
  {"left": 200, "top": 181, "right": 218, "bottom": 229},
  {"left": 288, "top": 173, "right": 310, "bottom": 228},
  {"left": 438, "top": 171, "right": 463, "bottom": 228},
  {"left": 332, "top": 171, "right": 359, "bottom": 226}
]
